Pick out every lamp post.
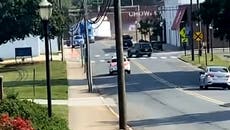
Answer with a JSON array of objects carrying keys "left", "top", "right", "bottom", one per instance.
[
  {"left": 39, "top": 0, "right": 53, "bottom": 117},
  {"left": 135, "top": 21, "right": 140, "bottom": 42},
  {"left": 209, "top": 24, "right": 213, "bottom": 61}
]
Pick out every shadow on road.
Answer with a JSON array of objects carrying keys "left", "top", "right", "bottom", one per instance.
[{"left": 128, "top": 110, "right": 230, "bottom": 127}]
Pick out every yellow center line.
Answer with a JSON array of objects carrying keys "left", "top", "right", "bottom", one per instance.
[{"left": 132, "top": 60, "right": 226, "bottom": 105}]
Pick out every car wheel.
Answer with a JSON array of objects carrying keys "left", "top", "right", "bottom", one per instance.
[
  {"left": 199, "top": 85, "right": 203, "bottom": 90},
  {"left": 109, "top": 71, "right": 113, "bottom": 75},
  {"left": 228, "top": 86, "right": 230, "bottom": 90},
  {"left": 204, "top": 85, "right": 208, "bottom": 89},
  {"left": 148, "top": 53, "right": 151, "bottom": 57},
  {"left": 128, "top": 53, "right": 132, "bottom": 58},
  {"left": 126, "top": 70, "right": 131, "bottom": 74}
]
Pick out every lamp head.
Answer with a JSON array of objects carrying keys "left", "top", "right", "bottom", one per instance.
[{"left": 39, "top": 0, "right": 52, "bottom": 20}]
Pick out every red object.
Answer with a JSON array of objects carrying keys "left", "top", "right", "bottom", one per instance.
[{"left": 171, "top": 5, "right": 187, "bottom": 30}]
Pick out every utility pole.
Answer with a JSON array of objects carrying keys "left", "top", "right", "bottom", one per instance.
[
  {"left": 84, "top": 0, "right": 93, "bottom": 93},
  {"left": 197, "top": 0, "right": 202, "bottom": 57},
  {"left": 189, "top": 0, "right": 194, "bottom": 61},
  {"left": 114, "top": 0, "right": 127, "bottom": 129}
]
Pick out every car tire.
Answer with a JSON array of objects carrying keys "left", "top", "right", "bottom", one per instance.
[
  {"left": 228, "top": 86, "right": 230, "bottom": 90},
  {"left": 126, "top": 70, "right": 131, "bottom": 74},
  {"left": 199, "top": 85, "right": 203, "bottom": 90},
  {"left": 109, "top": 71, "right": 113, "bottom": 75},
  {"left": 204, "top": 85, "right": 208, "bottom": 89},
  {"left": 128, "top": 53, "right": 132, "bottom": 58},
  {"left": 148, "top": 53, "right": 151, "bottom": 57}
]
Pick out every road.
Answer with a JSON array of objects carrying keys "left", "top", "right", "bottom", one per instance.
[{"left": 89, "top": 39, "right": 230, "bottom": 130}]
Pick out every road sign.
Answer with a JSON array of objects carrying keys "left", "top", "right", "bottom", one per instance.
[
  {"left": 181, "top": 37, "right": 188, "bottom": 43},
  {"left": 179, "top": 27, "right": 186, "bottom": 37},
  {"left": 193, "top": 32, "right": 203, "bottom": 42}
]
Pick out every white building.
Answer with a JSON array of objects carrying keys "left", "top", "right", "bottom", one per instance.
[
  {"left": 163, "top": 0, "right": 205, "bottom": 47},
  {"left": 0, "top": 35, "right": 58, "bottom": 59}
]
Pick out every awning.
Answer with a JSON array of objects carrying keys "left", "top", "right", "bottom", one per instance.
[{"left": 171, "top": 6, "right": 187, "bottom": 30}]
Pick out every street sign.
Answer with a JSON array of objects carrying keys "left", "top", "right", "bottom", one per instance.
[
  {"left": 193, "top": 32, "right": 203, "bottom": 42},
  {"left": 181, "top": 37, "right": 188, "bottom": 43},
  {"left": 179, "top": 27, "right": 186, "bottom": 37}
]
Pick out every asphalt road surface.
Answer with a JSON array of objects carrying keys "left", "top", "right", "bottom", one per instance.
[{"left": 89, "top": 39, "right": 230, "bottom": 130}]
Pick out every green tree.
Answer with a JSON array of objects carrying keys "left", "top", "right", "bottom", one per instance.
[{"left": 0, "top": 0, "right": 71, "bottom": 45}]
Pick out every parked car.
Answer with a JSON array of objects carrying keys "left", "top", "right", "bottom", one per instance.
[
  {"left": 123, "top": 35, "right": 133, "bottom": 49},
  {"left": 127, "top": 42, "right": 153, "bottom": 57},
  {"left": 72, "top": 35, "right": 84, "bottom": 48},
  {"left": 199, "top": 66, "right": 230, "bottom": 89},
  {"left": 107, "top": 56, "right": 131, "bottom": 75},
  {"left": 65, "top": 40, "right": 71, "bottom": 46}
]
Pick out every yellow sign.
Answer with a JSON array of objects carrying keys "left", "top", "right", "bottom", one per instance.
[
  {"left": 193, "top": 32, "right": 203, "bottom": 42},
  {"left": 180, "top": 27, "right": 186, "bottom": 37},
  {"left": 182, "top": 37, "right": 188, "bottom": 43}
]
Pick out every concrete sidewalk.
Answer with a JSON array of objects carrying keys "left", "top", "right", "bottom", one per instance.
[{"left": 65, "top": 48, "right": 119, "bottom": 130}]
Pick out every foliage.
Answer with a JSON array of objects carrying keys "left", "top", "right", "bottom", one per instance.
[
  {"left": 0, "top": 113, "right": 34, "bottom": 130},
  {"left": 0, "top": 99, "right": 69, "bottom": 130},
  {"left": 199, "top": 0, "right": 230, "bottom": 41},
  {"left": 138, "top": 12, "right": 163, "bottom": 41},
  {"left": 0, "top": 0, "right": 71, "bottom": 45}
]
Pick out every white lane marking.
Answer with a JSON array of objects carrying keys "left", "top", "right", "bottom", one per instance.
[
  {"left": 105, "top": 54, "right": 110, "bottom": 57},
  {"left": 150, "top": 57, "right": 158, "bottom": 59},
  {"left": 99, "top": 59, "right": 105, "bottom": 63},
  {"left": 139, "top": 57, "right": 147, "bottom": 60},
  {"left": 132, "top": 60, "right": 225, "bottom": 105},
  {"left": 95, "top": 55, "right": 100, "bottom": 58},
  {"left": 170, "top": 56, "right": 178, "bottom": 59},
  {"left": 160, "top": 56, "right": 167, "bottom": 59}
]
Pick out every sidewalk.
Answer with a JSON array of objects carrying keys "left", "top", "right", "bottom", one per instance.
[{"left": 65, "top": 47, "right": 119, "bottom": 130}]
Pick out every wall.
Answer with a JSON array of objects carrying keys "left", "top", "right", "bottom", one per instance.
[
  {"left": 163, "top": 0, "right": 180, "bottom": 46},
  {"left": 0, "top": 36, "right": 58, "bottom": 59}
]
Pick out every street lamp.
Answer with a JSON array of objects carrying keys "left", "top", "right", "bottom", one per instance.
[
  {"left": 135, "top": 21, "right": 140, "bottom": 42},
  {"left": 209, "top": 24, "right": 213, "bottom": 61},
  {"left": 39, "top": 0, "right": 53, "bottom": 117}
]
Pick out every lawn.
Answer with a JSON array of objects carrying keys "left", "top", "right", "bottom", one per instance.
[
  {"left": 180, "top": 54, "right": 230, "bottom": 69},
  {"left": 0, "top": 61, "right": 68, "bottom": 99},
  {"left": 52, "top": 105, "right": 68, "bottom": 120}
]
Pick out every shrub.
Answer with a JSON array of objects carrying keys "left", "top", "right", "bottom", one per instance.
[
  {"left": 0, "top": 99, "right": 69, "bottom": 130},
  {"left": 0, "top": 113, "right": 34, "bottom": 130}
]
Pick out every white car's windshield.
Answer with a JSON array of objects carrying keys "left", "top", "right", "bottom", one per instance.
[{"left": 209, "top": 67, "right": 228, "bottom": 73}]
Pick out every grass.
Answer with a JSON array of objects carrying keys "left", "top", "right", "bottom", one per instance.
[
  {"left": 53, "top": 105, "right": 68, "bottom": 120},
  {"left": 180, "top": 53, "right": 230, "bottom": 69},
  {"left": 0, "top": 61, "right": 68, "bottom": 99}
]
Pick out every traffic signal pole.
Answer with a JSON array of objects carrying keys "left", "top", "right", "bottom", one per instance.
[{"left": 114, "top": 0, "right": 127, "bottom": 129}]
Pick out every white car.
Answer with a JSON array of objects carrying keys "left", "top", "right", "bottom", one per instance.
[
  {"left": 199, "top": 66, "right": 230, "bottom": 89},
  {"left": 107, "top": 56, "right": 131, "bottom": 75},
  {"left": 73, "top": 35, "right": 84, "bottom": 47}
]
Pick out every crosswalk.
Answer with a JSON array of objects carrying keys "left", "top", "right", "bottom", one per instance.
[{"left": 90, "top": 55, "right": 179, "bottom": 64}]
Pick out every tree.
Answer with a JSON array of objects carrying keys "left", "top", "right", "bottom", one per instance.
[{"left": 0, "top": 0, "right": 71, "bottom": 45}]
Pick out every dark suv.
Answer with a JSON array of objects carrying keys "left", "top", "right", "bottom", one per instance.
[
  {"left": 127, "top": 43, "right": 153, "bottom": 57},
  {"left": 123, "top": 35, "right": 133, "bottom": 49}
]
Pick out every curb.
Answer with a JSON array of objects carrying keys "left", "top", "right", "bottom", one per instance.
[{"left": 93, "top": 86, "right": 133, "bottom": 130}]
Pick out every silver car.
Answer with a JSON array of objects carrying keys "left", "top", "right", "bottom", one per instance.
[{"left": 199, "top": 66, "right": 230, "bottom": 89}]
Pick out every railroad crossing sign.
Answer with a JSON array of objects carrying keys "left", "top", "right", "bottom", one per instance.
[{"left": 193, "top": 32, "right": 203, "bottom": 42}]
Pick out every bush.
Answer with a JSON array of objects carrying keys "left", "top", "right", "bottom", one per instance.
[
  {"left": 0, "top": 99, "right": 69, "bottom": 130},
  {"left": 0, "top": 113, "right": 34, "bottom": 130}
]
